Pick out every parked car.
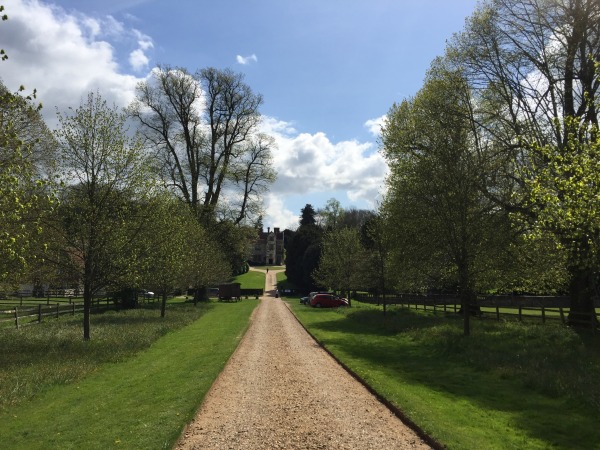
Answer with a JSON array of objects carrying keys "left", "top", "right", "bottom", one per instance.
[
  {"left": 310, "top": 293, "right": 349, "bottom": 308},
  {"left": 140, "top": 289, "right": 154, "bottom": 299}
]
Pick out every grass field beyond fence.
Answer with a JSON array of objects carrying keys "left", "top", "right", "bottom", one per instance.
[
  {"left": 286, "top": 298, "right": 600, "bottom": 450},
  {"left": 0, "top": 299, "right": 258, "bottom": 449}
]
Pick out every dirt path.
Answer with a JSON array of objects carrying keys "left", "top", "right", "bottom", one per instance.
[{"left": 175, "top": 270, "right": 430, "bottom": 449}]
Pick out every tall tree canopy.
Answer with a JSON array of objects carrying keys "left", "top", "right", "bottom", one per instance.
[
  {"left": 381, "top": 63, "right": 514, "bottom": 335},
  {"left": 448, "top": 0, "right": 600, "bottom": 323},
  {"left": 54, "top": 92, "right": 156, "bottom": 340},
  {"left": 128, "top": 65, "right": 275, "bottom": 225}
]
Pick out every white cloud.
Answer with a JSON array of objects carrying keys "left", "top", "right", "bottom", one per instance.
[
  {"left": 261, "top": 116, "right": 388, "bottom": 211},
  {"left": 264, "top": 194, "right": 299, "bottom": 231},
  {"left": 129, "top": 48, "right": 149, "bottom": 71},
  {"left": 236, "top": 53, "right": 258, "bottom": 65},
  {"left": 364, "top": 114, "right": 386, "bottom": 137},
  {"left": 0, "top": 0, "right": 149, "bottom": 127},
  {"left": 0, "top": 0, "right": 388, "bottom": 229}
]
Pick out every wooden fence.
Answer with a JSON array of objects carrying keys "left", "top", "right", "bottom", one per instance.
[
  {"left": 0, "top": 297, "right": 115, "bottom": 329},
  {"left": 356, "top": 293, "right": 599, "bottom": 331}
]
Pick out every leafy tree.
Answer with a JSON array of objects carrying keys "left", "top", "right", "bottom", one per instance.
[
  {"left": 381, "top": 63, "right": 514, "bottom": 335},
  {"left": 0, "top": 87, "right": 54, "bottom": 288},
  {"left": 318, "top": 198, "right": 344, "bottom": 230},
  {"left": 183, "top": 225, "right": 231, "bottom": 303},
  {"left": 128, "top": 65, "right": 274, "bottom": 225},
  {"left": 0, "top": 9, "right": 56, "bottom": 289},
  {"left": 1, "top": 5, "right": 8, "bottom": 61},
  {"left": 450, "top": 0, "right": 600, "bottom": 323},
  {"left": 54, "top": 92, "right": 156, "bottom": 340},
  {"left": 360, "top": 212, "right": 391, "bottom": 301},
  {"left": 524, "top": 119, "right": 600, "bottom": 322},
  {"left": 207, "top": 219, "right": 255, "bottom": 276},
  {"left": 313, "top": 227, "right": 366, "bottom": 305}
]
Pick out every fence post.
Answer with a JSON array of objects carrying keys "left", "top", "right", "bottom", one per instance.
[
  {"left": 56, "top": 303, "right": 60, "bottom": 318},
  {"left": 519, "top": 305, "right": 522, "bottom": 321},
  {"left": 38, "top": 303, "right": 42, "bottom": 323},
  {"left": 72, "top": 302, "right": 75, "bottom": 315},
  {"left": 496, "top": 306, "right": 500, "bottom": 321},
  {"left": 14, "top": 306, "right": 19, "bottom": 329},
  {"left": 559, "top": 307, "right": 565, "bottom": 324},
  {"left": 541, "top": 306, "right": 546, "bottom": 323}
]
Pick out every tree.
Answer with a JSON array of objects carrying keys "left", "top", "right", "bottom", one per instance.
[
  {"left": 54, "top": 92, "right": 155, "bottom": 340},
  {"left": 318, "top": 198, "right": 344, "bottom": 230},
  {"left": 285, "top": 204, "right": 323, "bottom": 292},
  {"left": 300, "top": 204, "right": 317, "bottom": 226},
  {"left": 450, "top": 0, "right": 600, "bottom": 324},
  {"left": 0, "top": 86, "right": 54, "bottom": 288},
  {"left": 0, "top": 9, "right": 56, "bottom": 288},
  {"left": 183, "top": 225, "right": 231, "bottom": 303},
  {"left": 360, "top": 212, "right": 391, "bottom": 303},
  {"left": 313, "top": 227, "right": 366, "bottom": 305},
  {"left": 524, "top": 119, "right": 600, "bottom": 322},
  {"left": 381, "top": 62, "right": 514, "bottom": 335},
  {"left": 1, "top": 5, "right": 8, "bottom": 61},
  {"left": 128, "top": 65, "right": 274, "bottom": 224}
]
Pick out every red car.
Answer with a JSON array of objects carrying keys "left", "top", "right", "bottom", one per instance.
[{"left": 309, "top": 293, "right": 349, "bottom": 308}]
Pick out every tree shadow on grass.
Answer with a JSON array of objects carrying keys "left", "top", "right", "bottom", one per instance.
[
  {"left": 0, "top": 302, "right": 215, "bottom": 370},
  {"left": 308, "top": 307, "right": 600, "bottom": 449}
]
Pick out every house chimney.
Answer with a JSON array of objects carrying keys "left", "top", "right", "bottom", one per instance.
[
  {"left": 274, "top": 227, "right": 280, "bottom": 234},
  {"left": 268, "top": 227, "right": 270, "bottom": 233}
]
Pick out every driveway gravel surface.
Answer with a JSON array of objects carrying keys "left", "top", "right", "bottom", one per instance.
[{"left": 175, "top": 270, "right": 431, "bottom": 449}]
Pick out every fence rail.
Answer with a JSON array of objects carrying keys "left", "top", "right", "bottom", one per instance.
[
  {"left": 356, "top": 293, "right": 599, "bottom": 330},
  {"left": 0, "top": 297, "right": 115, "bottom": 329}
]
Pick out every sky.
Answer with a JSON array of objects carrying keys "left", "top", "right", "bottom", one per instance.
[{"left": 0, "top": 0, "right": 479, "bottom": 230}]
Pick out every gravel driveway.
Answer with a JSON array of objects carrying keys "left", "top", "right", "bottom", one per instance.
[{"left": 175, "top": 270, "right": 431, "bottom": 449}]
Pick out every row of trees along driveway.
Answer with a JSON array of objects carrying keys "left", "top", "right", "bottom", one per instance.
[
  {"left": 1, "top": 2, "right": 276, "bottom": 343},
  {"left": 380, "top": 0, "right": 600, "bottom": 334}
]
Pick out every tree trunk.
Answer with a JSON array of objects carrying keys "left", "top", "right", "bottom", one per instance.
[
  {"left": 83, "top": 279, "right": 91, "bottom": 341},
  {"left": 458, "top": 263, "right": 479, "bottom": 336},
  {"left": 567, "top": 266, "right": 598, "bottom": 328},
  {"left": 160, "top": 291, "right": 167, "bottom": 318}
]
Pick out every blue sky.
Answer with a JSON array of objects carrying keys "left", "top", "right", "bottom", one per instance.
[{"left": 1, "top": 0, "right": 479, "bottom": 229}]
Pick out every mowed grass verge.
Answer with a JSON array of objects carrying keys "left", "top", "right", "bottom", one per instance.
[
  {"left": 233, "top": 270, "right": 266, "bottom": 290},
  {"left": 286, "top": 299, "right": 600, "bottom": 450},
  {"left": 0, "top": 300, "right": 258, "bottom": 449}
]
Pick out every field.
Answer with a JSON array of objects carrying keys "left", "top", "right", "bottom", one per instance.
[
  {"left": 0, "top": 299, "right": 258, "bottom": 449},
  {"left": 286, "top": 298, "right": 600, "bottom": 449}
]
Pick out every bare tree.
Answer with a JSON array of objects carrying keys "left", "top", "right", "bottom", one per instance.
[{"left": 128, "top": 65, "right": 274, "bottom": 224}]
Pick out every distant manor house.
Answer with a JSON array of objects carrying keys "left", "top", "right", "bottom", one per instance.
[{"left": 251, "top": 227, "right": 284, "bottom": 265}]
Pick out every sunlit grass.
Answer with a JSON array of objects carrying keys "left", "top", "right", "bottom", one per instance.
[
  {"left": 0, "top": 299, "right": 258, "bottom": 449},
  {"left": 233, "top": 270, "right": 265, "bottom": 289},
  {"left": 287, "top": 299, "right": 600, "bottom": 449}
]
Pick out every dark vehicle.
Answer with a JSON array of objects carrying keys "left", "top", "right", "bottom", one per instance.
[
  {"left": 310, "top": 293, "right": 349, "bottom": 308},
  {"left": 218, "top": 283, "right": 241, "bottom": 301}
]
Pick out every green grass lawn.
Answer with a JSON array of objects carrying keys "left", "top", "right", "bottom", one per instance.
[
  {"left": 286, "top": 299, "right": 600, "bottom": 450},
  {"left": 0, "top": 299, "right": 258, "bottom": 449},
  {"left": 233, "top": 270, "right": 266, "bottom": 290}
]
